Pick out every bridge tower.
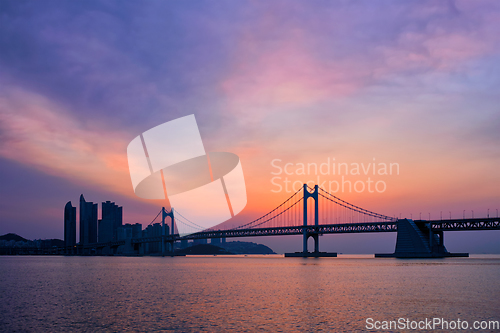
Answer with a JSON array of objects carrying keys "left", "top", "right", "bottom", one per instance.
[
  {"left": 161, "top": 207, "right": 175, "bottom": 256},
  {"left": 303, "top": 184, "right": 319, "bottom": 254},
  {"left": 285, "top": 184, "right": 337, "bottom": 257}
]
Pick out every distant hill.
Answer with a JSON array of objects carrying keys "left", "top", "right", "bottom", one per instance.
[
  {"left": 0, "top": 233, "right": 28, "bottom": 242},
  {"left": 174, "top": 241, "right": 276, "bottom": 255},
  {"left": 41, "top": 239, "right": 65, "bottom": 248},
  {"left": 219, "top": 241, "right": 276, "bottom": 254},
  {"left": 175, "top": 244, "right": 232, "bottom": 255}
]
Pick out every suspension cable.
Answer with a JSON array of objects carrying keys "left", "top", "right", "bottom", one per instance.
[
  {"left": 239, "top": 197, "right": 304, "bottom": 229},
  {"left": 147, "top": 209, "right": 163, "bottom": 226},
  {"left": 232, "top": 187, "right": 304, "bottom": 229},
  {"left": 174, "top": 209, "right": 206, "bottom": 230},
  {"left": 318, "top": 192, "right": 394, "bottom": 221},
  {"left": 174, "top": 215, "right": 205, "bottom": 231},
  {"left": 315, "top": 186, "right": 393, "bottom": 220}
]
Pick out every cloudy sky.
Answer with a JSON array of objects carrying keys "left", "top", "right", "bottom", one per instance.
[{"left": 1, "top": 0, "right": 499, "bottom": 253}]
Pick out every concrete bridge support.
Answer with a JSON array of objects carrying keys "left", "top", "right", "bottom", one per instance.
[{"left": 376, "top": 219, "right": 468, "bottom": 258}]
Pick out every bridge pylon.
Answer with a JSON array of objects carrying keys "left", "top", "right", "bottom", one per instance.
[
  {"left": 161, "top": 207, "right": 175, "bottom": 256},
  {"left": 303, "top": 184, "right": 319, "bottom": 253},
  {"left": 285, "top": 184, "right": 337, "bottom": 257}
]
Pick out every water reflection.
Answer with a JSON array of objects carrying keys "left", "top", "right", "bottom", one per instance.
[{"left": 0, "top": 255, "right": 499, "bottom": 332}]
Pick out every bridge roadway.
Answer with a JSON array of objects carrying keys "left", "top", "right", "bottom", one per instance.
[
  {"left": 12, "top": 218, "right": 497, "bottom": 255},
  {"left": 57, "top": 217, "right": 500, "bottom": 252},
  {"left": 131, "top": 217, "right": 500, "bottom": 244}
]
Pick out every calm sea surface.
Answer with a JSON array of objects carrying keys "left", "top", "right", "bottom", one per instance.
[{"left": 1, "top": 255, "right": 499, "bottom": 332}]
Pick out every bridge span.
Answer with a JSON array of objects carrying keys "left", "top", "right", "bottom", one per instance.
[{"left": 68, "top": 184, "right": 500, "bottom": 258}]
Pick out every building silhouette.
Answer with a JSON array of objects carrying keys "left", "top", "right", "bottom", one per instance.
[
  {"left": 98, "top": 201, "right": 123, "bottom": 243},
  {"left": 143, "top": 223, "right": 163, "bottom": 253},
  {"left": 79, "top": 194, "right": 98, "bottom": 245},
  {"left": 117, "top": 223, "right": 142, "bottom": 240},
  {"left": 64, "top": 201, "right": 76, "bottom": 247}
]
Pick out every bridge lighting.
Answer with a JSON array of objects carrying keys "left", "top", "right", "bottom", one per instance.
[
  {"left": 488, "top": 209, "right": 489, "bottom": 218},
  {"left": 463, "top": 210, "right": 465, "bottom": 219},
  {"left": 449, "top": 211, "right": 452, "bottom": 219},
  {"left": 497, "top": 209, "right": 498, "bottom": 218},
  {"left": 440, "top": 211, "right": 442, "bottom": 220},
  {"left": 428, "top": 213, "right": 430, "bottom": 220},
  {"left": 472, "top": 210, "right": 474, "bottom": 218},
  {"left": 419, "top": 212, "right": 422, "bottom": 220}
]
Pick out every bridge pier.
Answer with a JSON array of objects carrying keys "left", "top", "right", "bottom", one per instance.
[
  {"left": 375, "top": 219, "right": 468, "bottom": 258},
  {"left": 302, "top": 231, "right": 319, "bottom": 253},
  {"left": 313, "top": 233, "right": 319, "bottom": 253},
  {"left": 302, "top": 229, "right": 308, "bottom": 253}
]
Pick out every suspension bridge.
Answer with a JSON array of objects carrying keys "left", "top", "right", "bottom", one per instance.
[{"left": 75, "top": 184, "right": 500, "bottom": 258}]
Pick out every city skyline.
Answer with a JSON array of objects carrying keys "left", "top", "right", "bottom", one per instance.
[{"left": 1, "top": 1, "right": 499, "bottom": 253}]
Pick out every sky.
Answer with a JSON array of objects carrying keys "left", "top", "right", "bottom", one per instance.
[{"left": 0, "top": 0, "right": 499, "bottom": 253}]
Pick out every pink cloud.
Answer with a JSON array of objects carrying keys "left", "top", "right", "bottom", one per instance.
[
  {"left": 0, "top": 88, "right": 134, "bottom": 196},
  {"left": 377, "top": 31, "right": 494, "bottom": 75},
  {"left": 220, "top": 2, "right": 500, "bottom": 115},
  {"left": 220, "top": 31, "right": 365, "bottom": 115}
]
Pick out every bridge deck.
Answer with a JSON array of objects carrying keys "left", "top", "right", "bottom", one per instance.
[
  {"left": 54, "top": 218, "right": 500, "bottom": 249},
  {"left": 132, "top": 218, "right": 500, "bottom": 244}
]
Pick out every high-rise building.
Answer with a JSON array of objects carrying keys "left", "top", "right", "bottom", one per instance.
[
  {"left": 117, "top": 223, "right": 142, "bottom": 240},
  {"left": 98, "top": 218, "right": 112, "bottom": 243},
  {"left": 99, "top": 201, "right": 123, "bottom": 243},
  {"left": 79, "top": 194, "right": 98, "bottom": 245},
  {"left": 132, "top": 223, "right": 142, "bottom": 238},
  {"left": 143, "top": 223, "right": 163, "bottom": 253},
  {"left": 64, "top": 201, "right": 76, "bottom": 247}
]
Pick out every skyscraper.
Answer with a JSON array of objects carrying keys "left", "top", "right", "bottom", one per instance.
[
  {"left": 79, "top": 194, "right": 97, "bottom": 245},
  {"left": 64, "top": 201, "right": 76, "bottom": 247},
  {"left": 143, "top": 223, "right": 163, "bottom": 253},
  {"left": 98, "top": 201, "right": 123, "bottom": 243}
]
